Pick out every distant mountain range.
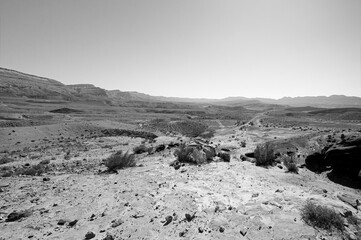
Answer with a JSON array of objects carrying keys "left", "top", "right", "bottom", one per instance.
[{"left": 1, "top": 67, "right": 360, "bottom": 108}]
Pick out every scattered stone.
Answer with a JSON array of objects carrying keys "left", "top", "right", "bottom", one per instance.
[
  {"left": 219, "top": 226, "right": 225, "bottom": 232},
  {"left": 163, "top": 216, "right": 172, "bottom": 226},
  {"left": 39, "top": 159, "right": 50, "bottom": 165},
  {"left": 103, "top": 234, "right": 115, "bottom": 240},
  {"left": 111, "top": 219, "right": 124, "bottom": 228},
  {"left": 68, "top": 220, "right": 78, "bottom": 227},
  {"left": 179, "top": 229, "right": 188, "bottom": 237},
  {"left": 185, "top": 213, "right": 195, "bottom": 222},
  {"left": 43, "top": 177, "right": 50, "bottom": 181},
  {"left": 84, "top": 231, "right": 95, "bottom": 239},
  {"left": 218, "top": 151, "right": 230, "bottom": 162},
  {"left": 338, "top": 194, "right": 359, "bottom": 209},
  {"left": 6, "top": 210, "right": 31, "bottom": 222},
  {"left": 252, "top": 193, "right": 259, "bottom": 198},
  {"left": 57, "top": 219, "right": 67, "bottom": 225},
  {"left": 155, "top": 144, "right": 166, "bottom": 152}
]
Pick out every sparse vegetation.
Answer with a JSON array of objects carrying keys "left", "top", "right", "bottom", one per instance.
[
  {"left": 174, "top": 144, "right": 194, "bottom": 163},
  {"left": 133, "top": 144, "right": 151, "bottom": 154},
  {"left": 0, "top": 156, "right": 15, "bottom": 165},
  {"left": 254, "top": 141, "right": 275, "bottom": 166},
  {"left": 281, "top": 155, "right": 299, "bottom": 173},
  {"left": 104, "top": 151, "right": 136, "bottom": 172},
  {"left": 1, "top": 164, "right": 50, "bottom": 177},
  {"left": 301, "top": 201, "right": 344, "bottom": 231}
]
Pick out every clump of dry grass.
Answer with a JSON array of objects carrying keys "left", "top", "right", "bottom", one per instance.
[
  {"left": 301, "top": 201, "right": 344, "bottom": 231},
  {"left": 254, "top": 141, "right": 275, "bottom": 166},
  {"left": 174, "top": 144, "right": 194, "bottom": 163},
  {"left": 104, "top": 151, "right": 136, "bottom": 172},
  {"left": 133, "top": 144, "right": 152, "bottom": 154},
  {"left": 0, "top": 156, "right": 15, "bottom": 165},
  {"left": 281, "top": 155, "right": 299, "bottom": 173}
]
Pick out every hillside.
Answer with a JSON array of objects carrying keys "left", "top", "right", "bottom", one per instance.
[{"left": 1, "top": 67, "right": 361, "bottom": 108}]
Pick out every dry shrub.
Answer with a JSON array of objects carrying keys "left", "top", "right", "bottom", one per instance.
[
  {"left": 254, "top": 141, "right": 275, "bottom": 166},
  {"left": 301, "top": 201, "right": 344, "bottom": 231},
  {"left": 281, "top": 155, "right": 299, "bottom": 173},
  {"left": 174, "top": 144, "right": 194, "bottom": 163},
  {"left": 104, "top": 151, "right": 136, "bottom": 172},
  {"left": 133, "top": 144, "right": 150, "bottom": 154},
  {"left": 0, "top": 156, "right": 15, "bottom": 165}
]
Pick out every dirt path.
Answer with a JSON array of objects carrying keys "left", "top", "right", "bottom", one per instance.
[{"left": 215, "top": 119, "right": 225, "bottom": 129}]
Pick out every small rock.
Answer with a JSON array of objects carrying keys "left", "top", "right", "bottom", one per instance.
[
  {"left": 6, "top": 210, "right": 31, "bottom": 222},
  {"left": 240, "top": 227, "right": 247, "bottom": 236},
  {"left": 163, "top": 216, "right": 172, "bottom": 226},
  {"left": 219, "top": 226, "right": 225, "bottom": 232},
  {"left": 43, "top": 177, "right": 50, "bottom": 182},
  {"left": 85, "top": 231, "right": 95, "bottom": 239},
  {"left": 103, "top": 235, "right": 114, "bottom": 240},
  {"left": 185, "top": 213, "right": 195, "bottom": 222},
  {"left": 111, "top": 219, "right": 124, "bottom": 228},
  {"left": 68, "top": 219, "right": 78, "bottom": 227},
  {"left": 198, "top": 227, "right": 204, "bottom": 233},
  {"left": 57, "top": 219, "right": 67, "bottom": 225},
  {"left": 252, "top": 193, "right": 259, "bottom": 198},
  {"left": 179, "top": 229, "right": 188, "bottom": 237},
  {"left": 39, "top": 159, "right": 50, "bottom": 165}
]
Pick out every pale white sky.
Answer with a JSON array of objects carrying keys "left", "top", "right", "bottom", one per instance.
[{"left": 0, "top": 0, "right": 360, "bottom": 99}]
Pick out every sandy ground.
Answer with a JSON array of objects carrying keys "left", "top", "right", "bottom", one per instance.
[{"left": 0, "top": 119, "right": 360, "bottom": 240}]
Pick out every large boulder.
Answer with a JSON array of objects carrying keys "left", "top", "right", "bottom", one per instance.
[
  {"left": 305, "top": 136, "right": 361, "bottom": 179},
  {"left": 325, "top": 145, "right": 361, "bottom": 177},
  {"left": 305, "top": 152, "right": 326, "bottom": 172}
]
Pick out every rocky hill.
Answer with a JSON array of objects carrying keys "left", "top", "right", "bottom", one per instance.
[{"left": 1, "top": 67, "right": 361, "bottom": 108}]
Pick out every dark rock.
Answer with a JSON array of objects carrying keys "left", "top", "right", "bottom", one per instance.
[
  {"left": 85, "top": 231, "right": 95, "bottom": 239},
  {"left": 43, "top": 177, "right": 50, "bottom": 181},
  {"left": 57, "top": 219, "right": 67, "bottom": 225},
  {"left": 325, "top": 145, "right": 361, "bottom": 177},
  {"left": 185, "top": 213, "right": 195, "bottom": 222},
  {"left": 155, "top": 144, "right": 166, "bottom": 152},
  {"left": 218, "top": 152, "right": 230, "bottom": 162},
  {"left": 219, "top": 226, "right": 225, "bottom": 232},
  {"left": 103, "top": 235, "right": 115, "bottom": 240},
  {"left": 245, "top": 152, "right": 254, "bottom": 158},
  {"left": 305, "top": 152, "right": 326, "bottom": 172},
  {"left": 203, "top": 145, "right": 216, "bottom": 160},
  {"left": 39, "top": 159, "right": 50, "bottom": 165},
  {"left": 68, "top": 219, "right": 78, "bottom": 227},
  {"left": 163, "top": 216, "right": 172, "bottom": 226},
  {"left": 6, "top": 210, "right": 31, "bottom": 222}
]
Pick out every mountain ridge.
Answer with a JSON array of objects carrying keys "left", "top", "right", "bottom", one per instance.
[{"left": 1, "top": 67, "right": 360, "bottom": 108}]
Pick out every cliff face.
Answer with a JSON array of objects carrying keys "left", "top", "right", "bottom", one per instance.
[{"left": 0, "top": 68, "right": 108, "bottom": 102}]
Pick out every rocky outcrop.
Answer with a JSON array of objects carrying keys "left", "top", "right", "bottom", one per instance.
[{"left": 305, "top": 136, "right": 361, "bottom": 181}]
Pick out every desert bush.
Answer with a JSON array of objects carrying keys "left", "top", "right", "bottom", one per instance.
[
  {"left": 254, "top": 142, "right": 275, "bottom": 166},
  {"left": 0, "top": 156, "right": 15, "bottom": 165},
  {"left": 174, "top": 144, "right": 194, "bottom": 163},
  {"left": 281, "top": 155, "right": 299, "bottom": 173},
  {"left": 301, "top": 201, "right": 344, "bottom": 231},
  {"left": 2, "top": 164, "right": 50, "bottom": 177},
  {"left": 133, "top": 144, "right": 150, "bottom": 154},
  {"left": 104, "top": 151, "right": 136, "bottom": 172},
  {"left": 20, "top": 164, "right": 46, "bottom": 176}
]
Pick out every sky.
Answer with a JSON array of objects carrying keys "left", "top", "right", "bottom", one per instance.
[{"left": 0, "top": 0, "right": 360, "bottom": 99}]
